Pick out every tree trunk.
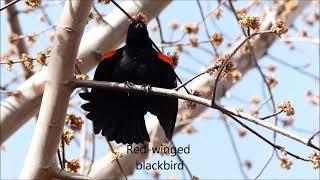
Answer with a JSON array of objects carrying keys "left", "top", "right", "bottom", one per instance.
[
  {"left": 0, "top": 0, "right": 172, "bottom": 144},
  {"left": 19, "top": 0, "right": 93, "bottom": 178}
]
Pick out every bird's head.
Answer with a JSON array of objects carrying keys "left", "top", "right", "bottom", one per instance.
[{"left": 126, "top": 14, "right": 151, "bottom": 48}]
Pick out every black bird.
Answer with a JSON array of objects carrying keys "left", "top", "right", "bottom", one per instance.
[{"left": 79, "top": 19, "right": 178, "bottom": 144}]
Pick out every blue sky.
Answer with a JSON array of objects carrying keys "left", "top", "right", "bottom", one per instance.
[{"left": 1, "top": 0, "right": 319, "bottom": 179}]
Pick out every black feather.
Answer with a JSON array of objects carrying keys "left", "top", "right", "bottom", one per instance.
[{"left": 79, "top": 20, "right": 177, "bottom": 144}]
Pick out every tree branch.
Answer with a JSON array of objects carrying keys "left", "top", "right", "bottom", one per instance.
[
  {"left": 19, "top": 1, "right": 93, "bottom": 178},
  {"left": 221, "top": 116, "right": 249, "bottom": 179},
  {"left": 0, "top": 0, "right": 172, "bottom": 144},
  {"left": 85, "top": 1, "right": 310, "bottom": 178},
  {"left": 50, "top": 167, "right": 93, "bottom": 180},
  {"left": 0, "top": 0, "right": 20, "bottom": 11},
  {"left": 5, "top": 0, "right": 32, "bottom": 78},
  {"left": 71, "top": 79, "right": 320, "bottom": 152}
]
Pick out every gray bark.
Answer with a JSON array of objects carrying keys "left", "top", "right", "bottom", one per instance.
[{"left": 19, "top": 0, "right": 93, "bottom": 178}]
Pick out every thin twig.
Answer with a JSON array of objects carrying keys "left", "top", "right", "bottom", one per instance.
[
  {"left": 160, "top": 40, "right": 212, "bottom": 48},
  {"left": 225, "top": 114, "right": 310, "bottom": 161},
  {"left": 16, "top": 1, "right": 63, "bottom": 13},
  {"left": 171, "top": 141, "right": 193, "bottom": 179},
  {"left": 156, "top": 17, "right": 166, "bottom": 52},
  {"left": 109, "top": 0, "right": 133, "bottom": 21},
  {"left": 307, "top": 130, "right": 320, "bottom": 145},
  {"left": 196, "top": 0, "right": 219, "bottom": 57},
  {"left": 61, "top": 135, "right": 66, "bottom": 169},
  {"left": 178, "top": 64, "right": 198, "bottom": 76},
  {"left": 266, "top": 53, "right": 319, "bottom": 80},
  {"left": 221, "top": 116, "right": 249, "bottom": 179},
  {"left": 93, "top": 3, "right": 111, "bottom": 26},
  {"left": 214, "top": 105, "right": 320, "bottom": 151},
  {"left": 39, "top": 6, "right": 54, "bottom": 27},
  {"left": 288, "top": 126, "right": 316, "bottom": 135},
  {"left": 260, "top": 110, "right": 283, "bottom": 120},
  {"left": 257, "top": 97, "right": 272, "bottom": 111},
  {"left": 211, "top": 30, "right": 274, "bottom": 103},
  {"left": 0, "top": 54, "right": 50, "bottom": 64},
  {"left": 0, "top": 25, "right": 55, "bottom": 43},
  {"left": 179, "top": 30, "right": 274, "bottom": 94},
  {"left": 228, "top": 94, "right": 251, "bottom": 104},
  {"left": 182, "top": 51, "right": 208, "bottom": 66},
  {"left": 56, "top": 150, "right": 64, "bottom": 170},
  {"left": 105, "top": 139, "right": 127, "bottom": 180},
  {"left": 108, "top": 0, "right": 189, "bottom": 94},
  {"left": 176, "top": 72, "right": 206, "bottom": 90},
  {"left": 198, "top": 46, "right": 214, "bottom": 56},
  {"left": 235, "top": 29, "right": 280, "bottom": 180},
  {"left": 160, "top": 2, "right": 227, "bottom": 46},
  {"left": 79, "top": 120, "right": 88, "bottom": 175},
  {"left": 0, "top": 0, "right": 20, "bottom": 11},
  {"left": 154, "top": 17, "right": 191, "bottom": 93},
  {"left": 86, "top": 129, "right": 95, "bottom": 175},
  {"left": 5, "top": 0, "right": 33, "bottom": 78},
  {"left": 253, "top": 150, "right": 275, "bottom": 179},
  {"left": 227, "top": 1, "right": 282, "bottom": 165},
  {"left": 154, "top": 17, "right": 190, "bottom": 91}
]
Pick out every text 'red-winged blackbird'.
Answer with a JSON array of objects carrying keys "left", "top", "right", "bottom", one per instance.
[{"left": 79, "top": 20, "right": 178, "bottom": 144}]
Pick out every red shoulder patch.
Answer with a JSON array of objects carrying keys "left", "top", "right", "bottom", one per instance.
[
  {"left": 157, "top": 53, "right": 175, "bottom": 68},
  {"left": 101, "top": 50, "right": 117, "bottom": 61}
]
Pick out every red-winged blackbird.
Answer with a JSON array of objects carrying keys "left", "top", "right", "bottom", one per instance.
[{"left": 79, "top": 20, "right": 178, "bottom": 144}]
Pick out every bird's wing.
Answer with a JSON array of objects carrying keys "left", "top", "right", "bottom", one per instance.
[
  {"left": 157, "top": 52, "right": 176, "bottom": 68},
  {"left": 79, "top": 49, "right": 121, "bottom": 133},
  {"left": 79, "top": 48, "right": 150, "bottom": 144},
  {"left": 148, "top": 53, "right": 178, "bottom": 140}
]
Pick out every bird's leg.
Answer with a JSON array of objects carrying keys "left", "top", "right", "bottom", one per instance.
[
  {"left": 124, "top": 81, "right": 135, "bottom": 96},
  {"left": 141, "top": 84, "right": 152, "bottom": 95},
  {"left": 124, "top": 81, "right": 135, "bottom": 88}
]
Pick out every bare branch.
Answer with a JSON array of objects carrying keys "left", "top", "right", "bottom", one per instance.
[
  {"left": 19, "top": 0, "right": 93, "bottom": 178},
  {"left": 196, "top": 0, "right": 219, "bottom": 57},
  {"left": 266, "top": 52, "right": 319, "bottom": 80},
  {"left": 92, "top": 3, "right": 111, "bottom": 27},
  {"left": 105, "top": 139, "right": 128, "bottom": 180},
  {"left": 0, "top": 0, "right": 172, "bottom": 144},
  {"left": 308, "top": 131, "right": 320, "bottom": 145},
  {"left": 5, "top": 0, "right": 32, "bottom": 78},
  {"left": 71, "top": 79, "right": 320, "bottom": 151},
  {"left": 212, "top": 30, "right": 274, "bottom": 103},
  {"left": 260, "top": 110, "right": 283, "bottom": 120},
  {"left": 50, "top": 168, "right": 93, "bottom": 180},
  {"left": 87, "top": 1, "right": 310, "bottom": 178},
  {"left": 225, "top": 113, "right": 310, "bottom": 161},
  {"left": 171, "top": 141, "right": 193, "bottom": 179},
  {"left": 0, "top": 0, "right": 20, "bottom": 11},
  {"left": 221, "top": 116, "right": 249, "bottom": 179}
]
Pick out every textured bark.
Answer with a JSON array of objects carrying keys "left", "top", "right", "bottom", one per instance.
[
  {"left": 19, "top": 0, "right": 93, "bottom": 178},
  {"left": 0, "top": 0, "right": 309, "bottom": 178},
  {"left": 0, "top": 0, "right": 172, "bottom": 144},
  {"left": 0, "top": 71, "right": 45, "bottom": 143},
  {"left": 88, "top": 1, "right": 309, "bottom": 179}
]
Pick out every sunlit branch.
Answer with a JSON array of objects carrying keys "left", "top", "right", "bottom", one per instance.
[
  {"left": 71, "top": 79, "right": 320, "bottom": 152},
  {"left": 0, "top": 0, "right": 20, "bottom": 11}
]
